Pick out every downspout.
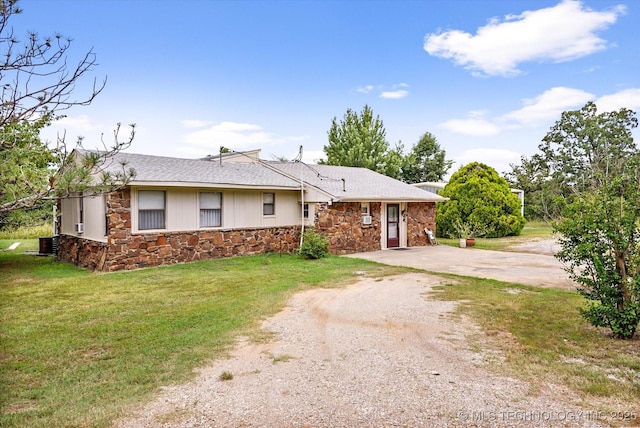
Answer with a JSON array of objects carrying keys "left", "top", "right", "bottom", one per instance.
[{"left": 298, "top": 146, "right": 305, "bottom": 247}]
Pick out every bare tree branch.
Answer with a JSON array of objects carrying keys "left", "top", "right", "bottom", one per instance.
[{"left": 0, "top": 0, "right": 105, "bottom": 126}]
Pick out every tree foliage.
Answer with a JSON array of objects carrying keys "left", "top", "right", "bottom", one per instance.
[
  {"left": 321, "top": 105, "right": 403, "bottom": 179},
  {"left": 507, "top": 102, "right": 639, "bottom": 221},
  {"left": 401, "top": 131, "right": 452, "bottom": 183},
  {"left": 436, "top": 162, "right": 525, "bottom": 238},
  {"left": 0, "top": 0, "right": 135, "bottom": 224},
  {"left": 298, "top": 229, "right": 329, "bottom": 259},
  {"left": 0, "top": 116, "right": 54, "bottom": 225},
  {"left": 549, "top": 103, "right": 640, "bottom": 339},
  {"left": 555, "top": 171, "right": 640, "bottom": 339}
]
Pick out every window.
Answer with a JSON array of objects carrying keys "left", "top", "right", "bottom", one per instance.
[
  {"left": 104, "top": 195, "right": 109, "bottom": 236},
  {"left": 200, "top": 192, "right": 222, "bottom": 227},
  {"left": 79, "top": 195, "right": 84, "bottom": 223},
  {"left": 303, "top": 203, "right": 309, "bottom": 219},
  {"left": 138, "top": 190, "right": 165, "bottom": 230},
  {"left": 361, "top": 202, "right": 370, "bottom": 216},
  {"left": 263, "top": 193, "right": 275, "bottom": 216}
]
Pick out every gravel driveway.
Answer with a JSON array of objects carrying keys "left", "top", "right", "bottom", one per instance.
[{"left": 115, "top": 245, "right": 603, "bottom": 428}]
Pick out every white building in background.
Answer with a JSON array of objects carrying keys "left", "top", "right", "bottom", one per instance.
[{"left": 412, "top": 182, "right": 525, "bottom": 217}]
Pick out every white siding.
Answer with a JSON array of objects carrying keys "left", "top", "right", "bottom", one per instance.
[
  {"left": 83, "top": 195, "right": 107, "bottom": 242},
  {"left": 132, "top": 186, "right": 302, "bottom": 233},
  {"left": 60, "top": 197, "right": 77, "bottom": 235},
  {"left": 167, "top": 190, "right": 196, "bottom": 231},
  {"left": 59, "top": 194, "right": 107, "bottom": 242}
]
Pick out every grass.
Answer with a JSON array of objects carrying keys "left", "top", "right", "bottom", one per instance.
[
  {"left": 431, "top": 276, "right": 640, "bottom": 414},
  {"left": 3, "top": 227, "right": 639, "bottom": 427},
  {"left": 0, "top": 246, "right": 407, "bottom": 428},
  {"left": 438, "top": 220, "right": 555, "bottom": 251},
  {"left": 0, "top": 224, "right": 52, "bottom": 240}
]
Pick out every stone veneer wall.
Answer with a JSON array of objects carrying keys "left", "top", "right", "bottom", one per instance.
[
  {"left": 57, "top": 188, "right": 301, "bottom": 272},
  {"left": 406, "top": 202, "right": 437, "bottom": 246},
  {"left": 57, "top": 235, "right": 108, "bottom": 271},
  {"left": 56, "top": 189, "right": 439, "bottom": 271},
  {"left": 315, "top": 202, "right": 382, "bottom": 255}
]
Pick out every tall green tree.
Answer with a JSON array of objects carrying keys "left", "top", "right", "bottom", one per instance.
[
  {"left": 548, "top": 102, "right": 640, "bottom": 339},
  {"left": 321, "top": 105, "right": 403, "bottom": 179},
  {"left": 507, "top": 101, "right": 639, "bottom": 221},
  {"left": 0, "top": 0, "right": 135, "bottom": 224},
  {"left": 436, "top": 162, "right": 525, "bottom": 238},
  {"left": 506, "top": 153, "right": 569, "bottom": 221},
  {"left": 401, "top": 131, "right": 452, "bottom": 183}
]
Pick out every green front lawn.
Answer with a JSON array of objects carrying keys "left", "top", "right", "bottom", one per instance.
[
  {"left": 2, "top": 233, "right": 638, "bottom": 427},
  {"left": 432, "top": 275, "right": 640, "bottom": 418},
  {"left": 0, "top": 247, "right": 406, "bottom": 428}
]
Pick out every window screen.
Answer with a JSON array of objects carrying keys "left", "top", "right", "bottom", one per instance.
[
  {"left": 263, "top": 193, "right": 275, "bottom": 216},
  {"left": 200, "top": 192, "right": 222, "bottom": 227},
  {"left": 138, "top": 190, "right": 165, "bottom": 230}
]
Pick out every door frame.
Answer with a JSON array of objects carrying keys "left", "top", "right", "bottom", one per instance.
[
  {"left": 386, "top": 203, "right": 400, "bottom": 248},
  {"left": 381, "top": 202, "right": 408, "bottom": 249}
]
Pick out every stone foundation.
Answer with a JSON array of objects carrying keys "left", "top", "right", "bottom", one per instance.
[
  {"left": 58, "top": 226, "right": 302, "bottom": 272},
  {"left": 57, "top": 235, "right": 109, "bottom": 271}
]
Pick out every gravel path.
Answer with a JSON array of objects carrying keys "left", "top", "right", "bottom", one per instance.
[{"left": 115, "top": 272, "right": 603, "bottom": 428}]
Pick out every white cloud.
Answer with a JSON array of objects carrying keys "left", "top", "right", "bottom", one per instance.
[
  {"left": 424, "top": 0, "right": 625, "bottom": 77},
  {"left": 357, "top": 85, "right": 374, "bottom": 94},
  {"left": 53, "top": 115, "right": 103, "bottom": 133},
  {"left": 302, "top": 150, "right": 326, "bottom": 164},
  {"left": 181, "top": 121, "right": 308, "bottom": 154},
  {"left": 439, "top": 111, "right": 501, "bottom": 136},
  {"left": 181, "top": 119, "right": 213, "bottom": 129},
  {"left": 501, "top": 87, "right": 594, "bottom": 125},
  {"left": 596, "top": 88, "right": 640, "bottom": 112},
  {"left": 39, "top": 114, "right": 116, "bottom": 147},
  {"left": 380, "top": 90, "right": 409, "bottom": 99},
  {"left": 357, "top": 83, "right": 410, "bottom": 98}
]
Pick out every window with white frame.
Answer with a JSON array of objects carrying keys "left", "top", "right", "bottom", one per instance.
[
  {"left": 104, "top": 195, "right": 109, "bottom": 236},
  {"left": 200, "top": 192, "right": 222, "bottom": 227},
  {"left": 138, "top": 190, "right": 165, "bottom": 230},
  {"left": 79, "top": 194, "right": 84, "bottom": 223},
  {"left": 263, "top": 192, "right": 275, "bottom": 216},
  {"left": 303, "top": 203, "right": 309, "bottom": 219},
  {"left": 361, "top": 202, "right": 370, "bottom": 216}
]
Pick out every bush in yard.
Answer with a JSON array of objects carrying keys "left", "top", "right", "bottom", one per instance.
[
  {"left": 546, "top": 102, "right": 640, "bottom": 339},
  {"left": 298, "top": 230, "right": 329, "bottom": 259},
  {"left": 436, "top": 162, "right": 525, "bottom": 238},
  {"left": 555, "top": 175, "right": 640, "bottom": 339}
]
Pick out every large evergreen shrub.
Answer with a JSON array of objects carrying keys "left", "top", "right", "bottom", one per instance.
[{"left": 437, "top": 162, "right": 525, "bottom": 238}]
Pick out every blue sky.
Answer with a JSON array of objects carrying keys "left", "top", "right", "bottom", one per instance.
[{"left": 19, "top": 0, "right": 640, "bottom": 177}]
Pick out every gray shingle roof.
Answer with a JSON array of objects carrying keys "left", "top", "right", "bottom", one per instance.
[
  {"left": 81, "top": 150, "right": 444, "bottom": 201},
  {"left": 266, "top": 162, "right": 445, "bottom": 202},
  {"left": 88, "top": 150, "right": 301, "bottom": 188}
]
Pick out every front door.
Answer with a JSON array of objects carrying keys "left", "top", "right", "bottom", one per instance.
[{"left": 387, "top": 204, "right": 400, "bottom": 248}]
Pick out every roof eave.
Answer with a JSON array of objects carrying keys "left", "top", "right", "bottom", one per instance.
[
  {"left": 128, "top": 181, "right": 301, "bottom": 190},
  {"left": 333, "top": 197, "right": 448, "bottom": 203}
]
